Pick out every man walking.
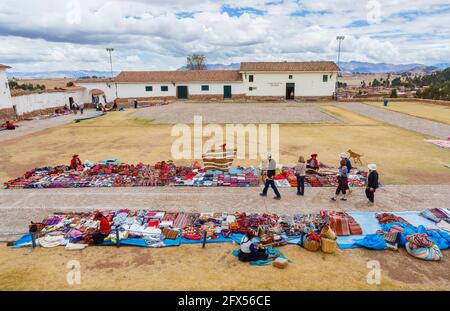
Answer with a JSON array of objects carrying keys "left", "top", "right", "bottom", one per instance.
[
  {"left": 365, "top": 163, "right": 379, "bottom": 205},
  {"left": 260, "top": 154, "right": 281, "bottom": 200}
]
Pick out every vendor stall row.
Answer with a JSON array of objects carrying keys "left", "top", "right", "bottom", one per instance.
[
  {"left": 13, "top": 208, "right": 450, "bottom": 261},
  {"left": 4, "top": 160, "right": 368, "bottom": 189}
]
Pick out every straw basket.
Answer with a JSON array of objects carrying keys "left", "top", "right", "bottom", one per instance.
[
  {"left": 321, "top": 226, "right": 336, "bottom": 240},
  {"left": 321, "top": 237, "right": 337, "bottom": 254},
  {"left": 304, "top": 238, "right": 321, "bottom": 252}
]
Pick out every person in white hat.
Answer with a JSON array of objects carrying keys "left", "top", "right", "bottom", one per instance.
[{"left": 366, "top": 164, "right": 379, "bottom": 204}]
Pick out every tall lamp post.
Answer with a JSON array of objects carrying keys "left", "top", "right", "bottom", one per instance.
[
  {"left": 106, "top": 48, "right": 117, "bottom": 98},
  {"left": 335, "top": 36, "right": 345, "bottom": 100}
]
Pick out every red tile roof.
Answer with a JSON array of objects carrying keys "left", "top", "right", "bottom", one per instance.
[
  {"left": 75, "top": 78, "right": 114, "bottom": 83},
  {"left": 240, "top": 61, "right": 340, "bottom": 72},
  {"left": 115, "top": 70, "right": 242, "bottom": 83}
]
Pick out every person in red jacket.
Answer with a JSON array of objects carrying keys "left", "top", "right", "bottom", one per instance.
[
  {"left": 307, "top": 153, "right": 319, "bottom": 170},
  {"left": 69, "top": 154, "right": 82, "bottom": 170},
  {"left": 92, "top": 211, "right": 111, "bottom": 244}
]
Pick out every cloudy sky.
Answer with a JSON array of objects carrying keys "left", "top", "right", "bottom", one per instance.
[{"left": 1, "top": 0, "right": 449, "bottom": 72}]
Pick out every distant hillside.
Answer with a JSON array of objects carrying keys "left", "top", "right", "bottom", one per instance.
[
  {"left": 338, "top": 61, "right": 441, "bottom": 74},
  {"left": 7, "top": 70, "right": 118, "bottom": 80}
]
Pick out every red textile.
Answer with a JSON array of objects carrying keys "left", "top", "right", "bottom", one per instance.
[
  {"left": 99, "top": 217, "right": 111, "bottom": 235},
  {"left": 70, "top": 157, "right": 82, "bottom": 170}
]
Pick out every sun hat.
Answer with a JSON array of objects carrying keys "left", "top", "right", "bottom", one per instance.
[
  {"left": 72, "top": 154, "right": 79, "bottom": 157},
  {"left": 311, "top": 153, "right": 318, "bottom": 157},
  {"left": 339, "top": 152, "right": 349, "bottom": 158},
  {"left": 368, "top": 164, "right": 377, "bottom": 171}
]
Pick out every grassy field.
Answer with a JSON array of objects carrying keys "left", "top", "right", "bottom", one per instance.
[
  {"left": 363, "top": 101, "right": 450, "bottom": 125},
  {"left": 0, "top": 106, "right": 449, "bottom": 184}
]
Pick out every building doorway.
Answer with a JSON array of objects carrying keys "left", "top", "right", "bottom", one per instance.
[
  {"left": 286, "top": 83, "right": 295, "bottom": 100},
  {"left": 177, "top": 86, "right": 188, "bottom": 99},
  {"left": 224, "top": 85, "right": 232, "bottom": 99}
]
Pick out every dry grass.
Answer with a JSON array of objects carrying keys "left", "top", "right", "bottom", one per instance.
[
  {"left": 0, "top": 244, "right": 448, "bottom": 291},
  {"left": 14, "top": 78, "right": 75, "bottom": 89},
  {"left": 0, "top": 108, "right": 449, "bottom": 185},
  {"left": 363, "top": 101, "right": 450, "bottom": 125}
]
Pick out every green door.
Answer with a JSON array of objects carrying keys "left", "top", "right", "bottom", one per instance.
[
  {"left": 224, "top": 85, "right": 232, "bottom": 99},
  {"left": 177, "top": 86, "right": 188, "bottom": 99}
]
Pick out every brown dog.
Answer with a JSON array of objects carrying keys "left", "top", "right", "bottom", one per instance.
[{"left": 347, "top": 149, "right": 363, "bottom": 165}]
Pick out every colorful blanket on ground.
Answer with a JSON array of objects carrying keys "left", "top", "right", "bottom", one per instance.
[{"left": 376, "top": 213, "right": 411, "bottom": 226}]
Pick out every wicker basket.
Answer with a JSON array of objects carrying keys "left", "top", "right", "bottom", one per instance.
[
  {"left": 321, "top": 226, "right": 336, "bottom": 240},
  {"left": 273, "top": 258, "right": 288, "bottom": 269},
  {"left": 162, "top": 228, "right": 179, "bottom": 240},
  {"left": 304, "top": 238, "right": 321, "bottom": 252},
  {"left": 321, "top": 237, "right": 337, "bottom": 254}
]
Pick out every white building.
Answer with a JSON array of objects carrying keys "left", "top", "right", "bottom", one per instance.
[
  {"left": 0, "top": 64, "right": 14, "bottom": 121},
  {"left": 76, "top": 61, "right": 339, "bottom": 103}
]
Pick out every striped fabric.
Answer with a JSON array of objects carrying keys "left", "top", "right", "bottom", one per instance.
[
  {"left": 202, "top": 149, "right": 237, "bottom": 171},
  {"left": 406, "top": 243, "right": 443, "bottom": 261}
]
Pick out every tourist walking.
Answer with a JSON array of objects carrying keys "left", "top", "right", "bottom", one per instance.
[
  {"left": 331, "top": 159, "right": 349, "bottom": 201},
  {"left": 260, "top": 153, "right": 281, "bottom": 200},
  {"left": 295, "top": 156, "right": 307, "bottom": 196},
  {"left": 365, "top": 163, "right": 379, "bottom": 205},
  {"left": 79, "top": 102, "right": 85, "bottom": 114},
  {"left": 340, "top": 152, "right": 353, "bottom": 193}
]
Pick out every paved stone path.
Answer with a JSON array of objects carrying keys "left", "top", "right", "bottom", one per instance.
[
  {"left": 1, "top": 185, "right": 449, "bottom": 239},
  {"left": 336, "top": 102, "right": 450, "bottom": 139},
  {"left": 0, "top": 109, "right": 99, "bottom": 142}
]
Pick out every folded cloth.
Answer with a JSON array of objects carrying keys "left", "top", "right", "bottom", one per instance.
[
  {"left": 437, "top": 220, "right": 450, "bottom": 232},
  {"left": 38, "top": 235, "right": 65, "bottom": 248},
  {"left": 420, "top": 209, "right": 441, "bottom": 223},
  {"left": 406, "top": 233, "right": 434, "bottom": 249}
]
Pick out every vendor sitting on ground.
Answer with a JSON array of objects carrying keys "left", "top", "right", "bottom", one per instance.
[
  {"left": 92, "top": 211, "right": 111, "bottom": 244},
  {"left": 2, "top": 120, "right": 17, "bottom": 130},
  {"left": 306, "top": 153, "right": 319, "bottom": 170},
  {"left": 69, "top": 154, "right": 82, "bottom": 170},
  {"left": 238, "top": 230, "right": 280, "bottom": 262}
]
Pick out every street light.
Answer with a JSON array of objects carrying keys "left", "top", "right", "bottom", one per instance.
[
  {"left": 335, "top": 36, "right": 345, "bottom": 100},
  {"left": 106, "top": 48, "right": 117, "bottom": 98}
]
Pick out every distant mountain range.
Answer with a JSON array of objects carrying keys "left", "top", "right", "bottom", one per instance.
[
  {"left": 7, "top": 70, "right": 118, "bottom": 80},
  {"left": 6, "top": 61, "right": 450, "bottom": 79}
]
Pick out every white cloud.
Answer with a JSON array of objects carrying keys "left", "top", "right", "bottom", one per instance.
[{"left": 0, "top": 0, "right": 449, "bottom": 71}]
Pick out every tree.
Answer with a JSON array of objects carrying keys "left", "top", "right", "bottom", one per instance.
[
  {"left": 66, "top": 81, "right": 74, "bottom": 87},
  {"left": 390, "top": 89, "right": 398, "bottom": 98},
  {"left": 187, "top": 54, "right": 207, "bottom": 70},
  {"left": 391, "top": 77, "right": 402, "bottom": 87},
  {"left": 372, "top": 79, "right": 381, "bottom": 87}
]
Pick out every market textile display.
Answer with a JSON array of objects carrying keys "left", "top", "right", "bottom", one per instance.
[
  {"left": 4, "top": 159, "right": 369, "bottom": 189},
  {"left": 4, "top": 161, "right": 260, "bottom": 189},
  {"left": 12, "top": 209, "right": 360, "bottom": 251},
  {"left": 13, "top": 209, "right": 449, "bottom": 261}
]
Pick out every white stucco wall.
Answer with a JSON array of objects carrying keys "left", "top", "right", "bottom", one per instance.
[
  {"left": 241, "top": 72, "right": 337, "bottom": 97},
  {"left": 76, "top": 82, "right": 117, "bottom": 103},
  {"left": 0, "top": 69, "right": 12, "bottom": 109},
  {"left": 116, "top": 82, "right": 243, "bottom": 98},
  {"left": 12, "top": 90, "right": 84, "bottom": 115}
]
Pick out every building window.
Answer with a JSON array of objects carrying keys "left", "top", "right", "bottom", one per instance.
[
  {"left": 249, "top": 75, "right": 254, "bottom": 82},
  {"left": 323, "top": 75, "right": 328, "bottom": 82},
  {"left": 161, "top": 86, "right": 168, "bottom": 92},
  {"left": 249, "top": 87, "right": 253, "bottom": 91},
  {"left": 145, "top": 86, "right": 153, "bottom": 92},
  {"left": 201, "top": 85, "right": 209, "bottom": 91},
  {"left": 289, "top": 75, "right": 293, "bottom": 79}
]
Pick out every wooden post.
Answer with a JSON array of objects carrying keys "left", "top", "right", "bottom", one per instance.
[
  {"left": 116, "top": 229, "right": 120, "bottom": 248},
  {"left": 31, "top": 233, "right": 36, "bottom": 248},
  {"left": 202, "top": 230, "right": 207, "bottom": 248}
]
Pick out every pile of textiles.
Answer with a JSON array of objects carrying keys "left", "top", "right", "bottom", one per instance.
[
  {"left": 321, "top": 210, "right": 363, "bottom": 236},
  {"left": 4, "top": 160, "right": 259, "bottom": 189},
  {"left": 376, "top": 213, "right": 411, "bottom": 226},
  {"left": 405, "top": 233, "right": 443, "bottom": 261},
  {"left": 420, "top": 208, "right": 450, "bottom": 232},
  {"left": 15, "top": 210, "right": 358, "bottom": 250}
]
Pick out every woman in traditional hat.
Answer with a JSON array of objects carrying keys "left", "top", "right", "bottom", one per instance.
[
  {"left": 366, "top": 164, "right": 379, "bottom": 204},
  {"left": 92, "top": 211, "right": 111, "bottom": 244},
  {"left": 306, "top": 153, "right": 319, "bottom": 170},
  {"left": 69, "top": 154, "right": 82, "bottom": 170}
]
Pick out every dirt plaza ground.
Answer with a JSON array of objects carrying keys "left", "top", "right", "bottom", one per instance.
[{"left": 0, "top": 101, "right": 449, "bottom": 290}]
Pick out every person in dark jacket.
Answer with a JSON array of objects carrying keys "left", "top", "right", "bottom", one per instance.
[
  {"left": 366, "top": 163, "right": 379, "bottom": 204},
  {"left": 260, "top": 154, "right": 281, "bottom": 200}
]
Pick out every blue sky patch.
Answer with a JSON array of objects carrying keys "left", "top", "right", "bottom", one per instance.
[{"left": 221, "top": 5, "right": 267, "bottom": 17}]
